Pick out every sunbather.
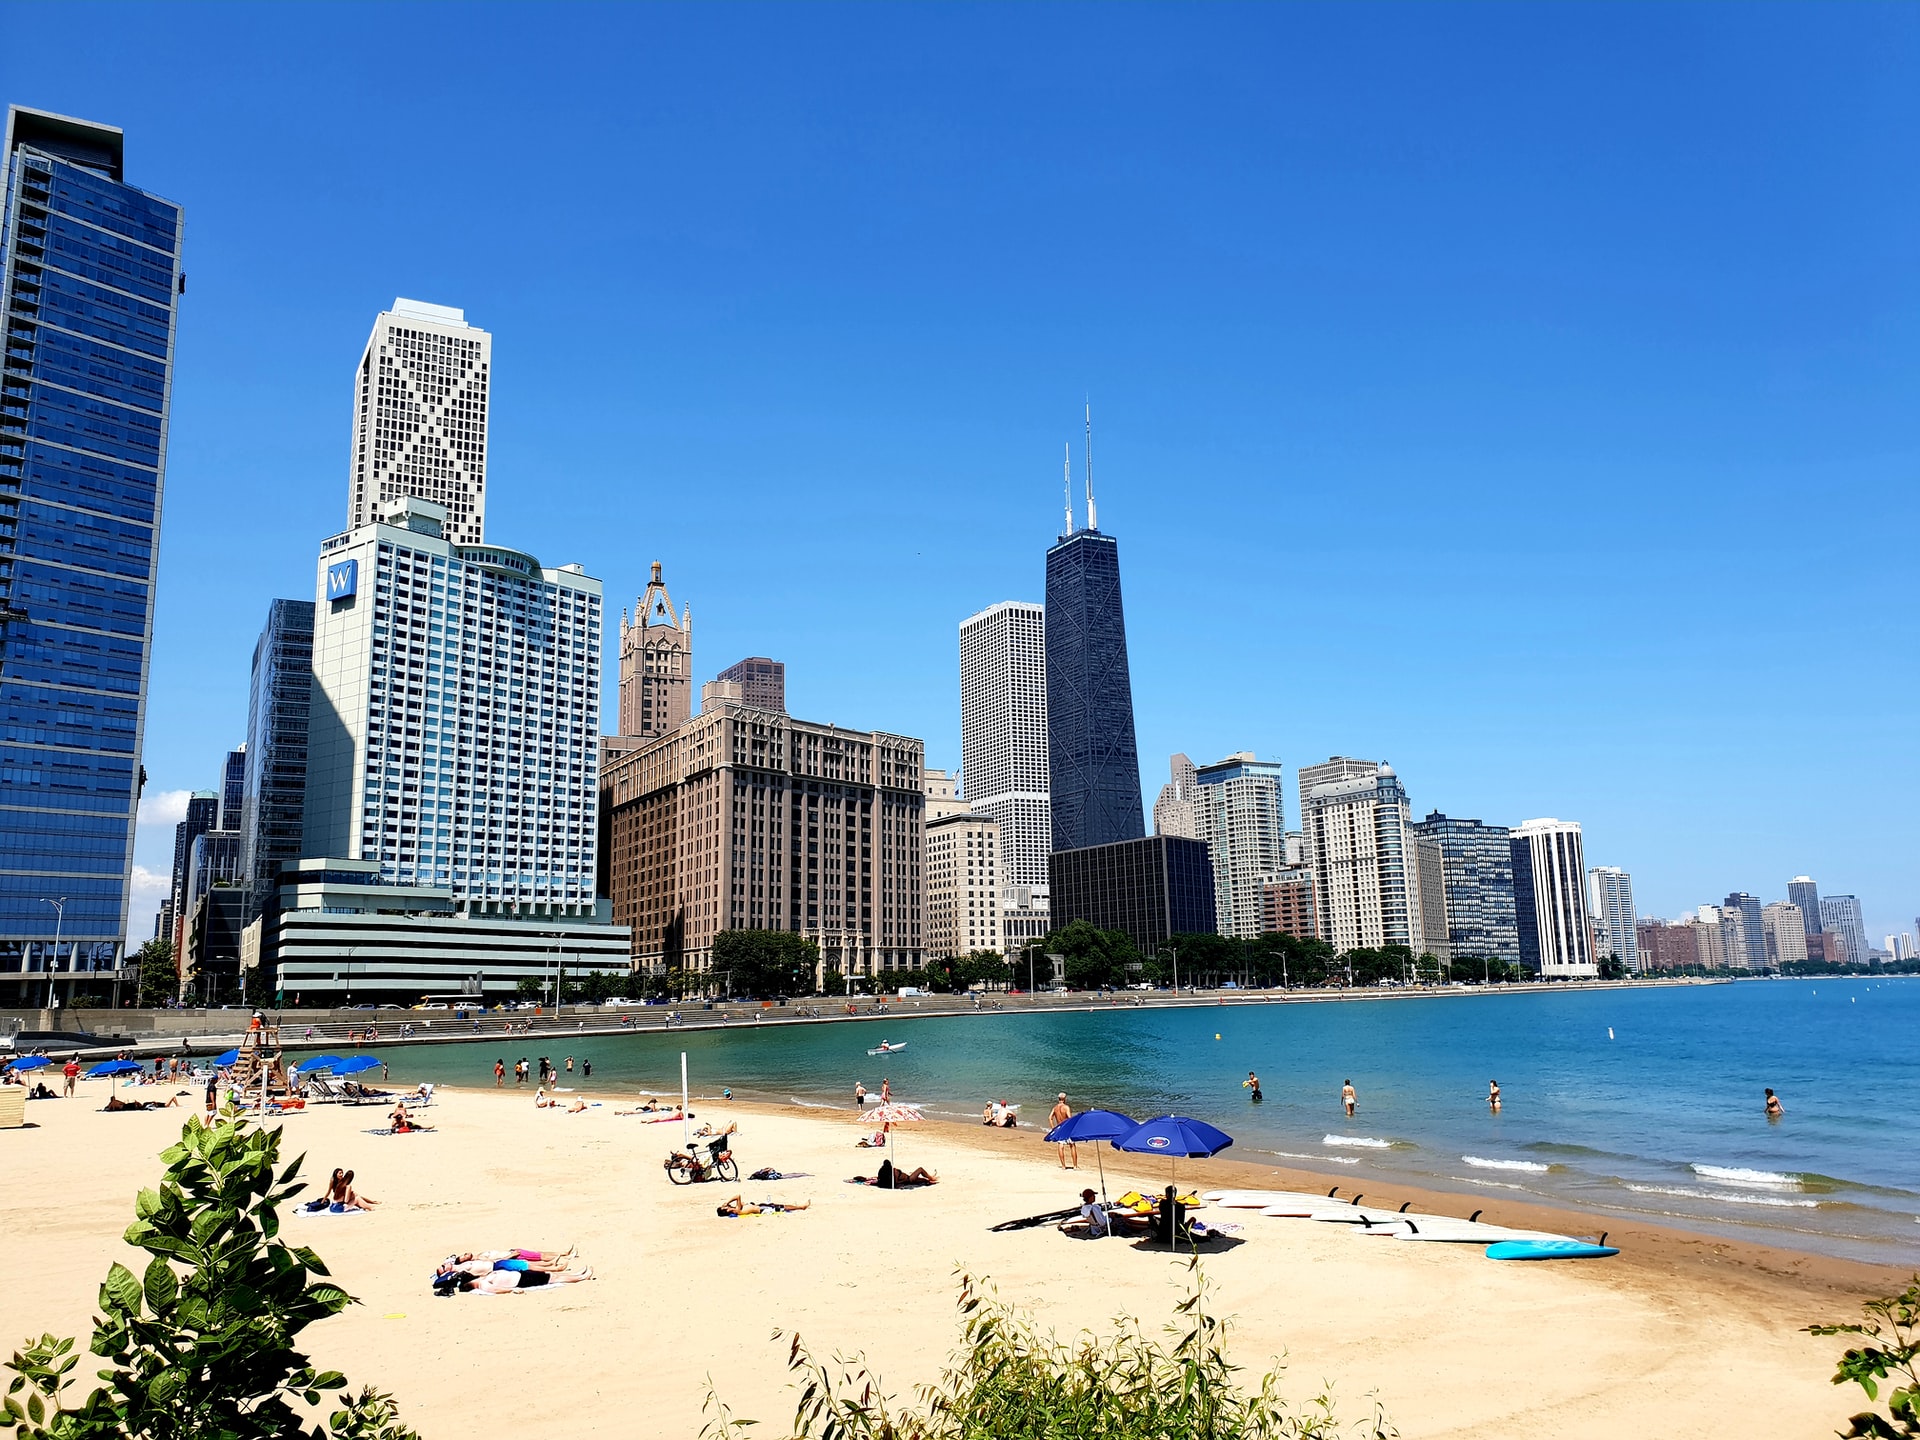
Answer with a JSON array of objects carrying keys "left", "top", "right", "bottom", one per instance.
[
  {"left": 851, "top": 1158, "right": 938, "bottom": 1188},
  {"left": 434, "top": 1266, "right": 594, "bottom": 1295},
  {"left": 715, "top": 1195, "right": 811, "bottom": 1216}
]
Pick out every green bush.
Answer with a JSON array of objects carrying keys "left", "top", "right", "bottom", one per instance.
[
  {"left": 3, "top": 1108, "right": 418, "bottom": 1440},
  {"left": 1807, "top": 1277, "right": 1920, "bottom": 1438},
  {"left": 703, "top": 1262, "right": 1391, "bottom": 1440}
]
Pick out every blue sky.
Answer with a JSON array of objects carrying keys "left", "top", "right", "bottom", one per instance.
[{"left": 6, "top": 3, "right": 1915, "bottom": 944}]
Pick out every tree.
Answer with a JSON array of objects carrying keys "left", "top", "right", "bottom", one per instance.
[
  {"left": 709, "top": 930, "right": 821, "bottom": 997},
  {"left": 1036, "top": 920, "right": 1140, "bottom": 990},
  {"left": 132, "top": 939, "right": 176, "bottom": 1009},
  {"left": 1806, "top": 1276, "right": 1920, "bottom": 1438},
  {"left": 2, "top": 1109, "right": 418, "bottom": 1439}
]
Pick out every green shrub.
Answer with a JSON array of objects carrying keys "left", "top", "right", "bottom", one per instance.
[
  {"left": 3, "top": 1108, "right": 418, "bottom": 1439},
  {"left": 1807, "top": 1277, "right": 1920, "bottom": 1438},
  {"left": 704, "top": 1261, "right": 1391, "bottom": 1440}
]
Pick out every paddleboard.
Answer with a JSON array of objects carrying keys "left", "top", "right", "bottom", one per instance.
[
  {"left": 1486, "top": 1239, "right": 1619, "bottom": 1261},
  {"left": 866, "top": 1043, "right": 907, "bottom": 1056},
  {"left": 1207, "top": 1190, "right": 1333, "bottom": 1210},
  {"left": 1390, "top": 1220, "right": 1561, "bottom": 1244}
]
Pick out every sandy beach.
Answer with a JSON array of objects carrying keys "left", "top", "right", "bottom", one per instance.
[{"left": 1, "top": 1081, "right": 1907, "bottom": 1438}]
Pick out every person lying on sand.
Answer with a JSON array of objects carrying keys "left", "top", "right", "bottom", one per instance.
[
  {"left": 102, "top": 1095, "right": 173, "bottom": 1112},
  {"left": 434, "top": 1266, "right": 594, "bottom": 1295},
  {"left": 614, "top": 1103, "right": 683, "bottom": 1118},
  {"left": 437, "top": 1248, "right": 576, "bottom": 1281},
  {"left": 850, "top": 1159, "right": 938, "bottom": 1188},
  {"left": 567, "top": 1097, "right": 588, "bottom": 1113},
  {"left": 715, "top": 1195, "right": 811, "bottom": 1216}
]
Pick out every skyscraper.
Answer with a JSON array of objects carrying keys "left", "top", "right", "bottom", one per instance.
[
  {"left": 1586, "top": 866, "right": 1639, "bottom": 970},
  {"left": 240, "top": 599, "right": 314, "bottom": 919},
  {"left": 347, "top": 298, "right": 491, "bottom": 546},
  {"left": 1192, "top": 752, "right": 1286, "bottom": 939},
  {"left": 219, "top": 744, "right": 246, "bottom": 830},
  {"left": 958, "top": 600, "right": 1051, "bottom": 920},
  {"left": 716, "top": 656, "right": 785, "bottom": 712},
  {"left": 1721, "top": 892, "right": 1767, "bottom": 971},
  {"left": 1, "top": 107, "right": 183, "bottom": 997},
  {"left": 1787, "top": 876, "right": 1823, "bottom": 936},
  {"left": 618, "top": 561, "right": 691, "bottom": 739},
  {"left": 1509, "top": 819, "right": 1596, "bottom": 977},
  {"left": 1152, "top": 753, "right": 1200, "bottom": 839},
  {"left": 1411, "top": 813, "right": 1520, "bottom": 967},
  {"left": 1819, "top": 895, "right": 1869, "bottom": 968},
  {"left": 1761, "top": 902, "right": 1808, "bottom": 966},
  {"left": 167, "top": 791, "right": 219, "bottom": 955},
  {"left": 1301, "top": 761, "right": 1427, "bottom": 954}
]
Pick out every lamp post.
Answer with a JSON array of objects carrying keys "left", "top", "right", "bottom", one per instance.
[
  {"left": 1156, "top": 944, "right": 1179, "bottom": 996},
  {"left": 40, "top": 897, "right": 65, "bottom": 1010}
]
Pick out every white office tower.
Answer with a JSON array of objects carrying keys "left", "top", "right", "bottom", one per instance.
[
  {"left": 348, "top": 299, "right": 492, "bottom": 547},
  {"left": 1762, "top": 902, "right": 1808, "bottom": 967},
  {"left": 1153, "top": 753, "right": 1200, "bottom": 839},
  {"left": 1301, "top": 760, "right": 1427, "bottom": 953},
  {"left": 1586, "top": 865, "right": 1640, "bottom": 971},
  {"left": 958, "top": 601, "right": 1051, "bottom": 915},
  {"left": 304, "top": 497, "right": 601, "bottom": 914},
  {"left": 1819, "top": 896, "right": 1869, "bottom": 967},
  {"left": 1193, "top": 753, "right": 1286, "bottom": 939},
  {"left": 1511, "top": 819, "right": 1596, "bottom": 977}
]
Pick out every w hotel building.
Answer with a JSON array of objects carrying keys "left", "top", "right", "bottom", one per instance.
[
  {"left": 0, "top": 109, "right": 182, "bottom": 999},
  {"left": 600, "top": 698, "right": 925, "bottom": 985}
]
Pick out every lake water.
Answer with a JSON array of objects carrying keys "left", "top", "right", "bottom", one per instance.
[{"left": 342, "top": 978, "right": 1920, "bottom": 1265}]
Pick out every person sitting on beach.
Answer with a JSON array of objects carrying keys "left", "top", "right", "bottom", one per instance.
[
  {"left": 1058, "top": 1187, "right": 1112, "bottom": 1238},
  {"left": 534, "top": 1089, "right": 557, "bottom": 1109},
  {"left": 339, "top": 1169, "right": 379, "bottom": 1210},
  {"left": 716, "top": 1195, "right": 811, "bottom": 1216},
  {"left": 852, "top": 1159, "right": 938, "bottom": 1188}
]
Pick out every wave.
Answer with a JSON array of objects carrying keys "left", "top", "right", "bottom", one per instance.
[
  {"left": 1451, "top": 1176, "right": 1530, "bottom": 1191},
  {"left": 1323, "top": 1135, "right": 1397, "bottom": 1150},
  {"left": 1462, "top": 1156, "right": 1553, "bottom": 1174},
  {"left": 1262, "top": 1149, "right": 1361, "bottom": 1166},
  {"left": 788, "top": 1098, "right": 840, "bottom": 1110},
  {"left": 1522, "top": 1141, "right": 1618, "bottom": 1160},
  {"left": 1627, "top": 1184, "right": 1819, "bottom": 1209},
  {"left": 1690, "top": 1165, "right": 1801, "bottom": 1190}
]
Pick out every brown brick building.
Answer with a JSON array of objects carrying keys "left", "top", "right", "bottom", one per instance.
[
  {"left": 618, "top": 561, "right": 691, "bottom": 739},
  {"left": 1260, "top": 866, "right": 1317, "bottom": 940},
  {"left": 599, "top": 700, "right": 924, "bottom": 985}
]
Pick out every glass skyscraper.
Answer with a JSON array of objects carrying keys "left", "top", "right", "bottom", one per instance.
[
  {"left": 240, "top": 598, "right": 314, "bottom": 919},
  {"left": 0, "top": 108, "right": 182, "bottom": 995},
  {"left": 1413, "top": 812, "right": 1521, "bottom": 966},
  {"left": 1044, "top": 527, "right": 1143, "bottom": 852}
]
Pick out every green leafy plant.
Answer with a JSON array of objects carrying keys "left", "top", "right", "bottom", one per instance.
[
  {"left": 703, "top": 1261, "right": 1391, "bottom": 1439},
  {"left": 1807, "top": 1278, "right": 1920, "bottom": 1438},
  {"left": 3, "top": 1108, "right": 419, "bottom": 1439}
]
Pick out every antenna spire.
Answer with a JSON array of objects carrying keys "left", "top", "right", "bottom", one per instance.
[
  {"left": 1063, "top": 443, "right": 1074, "bottom": 534},
  {"left": 1084, "top": 401, "right": 1097, "bottom": 531}
]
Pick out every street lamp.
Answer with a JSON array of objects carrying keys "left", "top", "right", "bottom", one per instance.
[
  {"left": 40, "top": 897, "right": 65, "bottom": 1010},
  {"left": 1156, "top": 944, "right": 1179, "bottom": 996}
]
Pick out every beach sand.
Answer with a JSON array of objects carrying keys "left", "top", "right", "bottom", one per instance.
[{"left": 1, "top": 1082, "right": 1907, "bottom": 1438}]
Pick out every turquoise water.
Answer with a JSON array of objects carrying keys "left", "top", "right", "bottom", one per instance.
[{"left": 337, "top": 979, "right": 1920, "bottom": 1264}]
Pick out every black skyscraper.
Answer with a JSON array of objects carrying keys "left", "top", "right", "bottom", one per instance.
[{"left": 1045, "top": 525, "right": 1145, "bottom": 852}]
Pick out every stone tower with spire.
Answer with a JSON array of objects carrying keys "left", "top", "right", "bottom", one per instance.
[{"left": 619, "top": 561, "right": 692, "bottom": 738}]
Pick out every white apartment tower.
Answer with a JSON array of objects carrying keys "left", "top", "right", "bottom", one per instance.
[
  {"left": 304, "top": 497, "right": 602, "bottom": 916},
  {"left": 925, "top": 809, "right": 1003, "bottom": 960},
  {"left": 958, "top": 601, "right": 1051, "bottom": 903},
  {"left": 348, "top": 299, "right": 492, "bottom": 547},
  {"left": 1511, "top": 819, "right": 1596, "bottom": 977},
  {"left": 1586, "top": 865, "right": 1640, "bottom": 970},
  {"left": 1301, "top": 759, "right": 1428, "bottom": 954},
  {"left": 1153, "top": 753, "right": 1201, "bottom": 839},
  {"left": 1762, "top": 902, "right": 1808, "bottom": 967},
  {"left": 1193, "top": 752, "right": 1287, "bottom": 939}
]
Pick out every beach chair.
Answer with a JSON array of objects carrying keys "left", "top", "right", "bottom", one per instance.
[{"left": 0, "top": 1086, "right": 25, "bottom": 1129}]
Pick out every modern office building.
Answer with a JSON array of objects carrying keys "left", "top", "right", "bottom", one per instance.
[
  {"left": 1787, "top": 876, "right": 1823, "bottom": 936},
  {"left": 925, "top": 808, "right": 1002, "bottom": 960},
  {"left": 1301, "top": 760, "right": 1427, "bottom": 954},
  {"left": 618, "top": 561, "right": 692, "bottom": 739},
  {"left": 1509, "top": 819, "right": 1596, "bottom": 977},
  {"left": 1586, "top": 866, "right": 1640, "bottom": 970},
  {"left": 240, "top": 599, "right": 315, "bottom": 918},
  {"left": 716, "top": 656, "right": 785, "bottom": 713},
  {"left": 1152, "top": 753, "right": 1200, "bottom": 840},
  {"left": 1192, "top": 752, "right": 1286, "bottom": 939},
  {"left": 182, "top": 884, "right": 247, "bottom": 1003},
  {"left": 1048, "top": 835, "right": 1216, "bottom": 957},
  {"left": 1720, "top": 891, "right": 1767, "bottom": 971},
  {"left": 600, "top": 696, "right": 924, "bottom": 982},
  {"left": 0, "top": 107, "right": 184, "bottom": 1000},
  {"left": 1818, "top": 895, "right": 1869, "bottom": 968},
  {"left": 347, "top": 298, "right": 490, "bottom": 546},
  {"left": 304, "top": 496, "right": 605, "bottom": 920},
  {"left": 1044, "top": 467, "right": 1144, "bottom": 853},
  {"left": 1414, "top": 838, "right": 1451, "bottom": 961},
  {"left": 958, "top": 599, "right": 1052, "bottom": 928},
  {"left": 1259, "top": 866, "right": 1316, "bottom": 939},
  {"left": 166, "top": 790, "right": 219, "bottom": 953},
  {"left": 218, "top": 744, "right": 246, "bottom": 828},
  {"left": 1762, "top": 901, "right": 1808, "bottom": 967},
  {"left": 1411, "top": 813, "right": 1520, "bottom": 967}
]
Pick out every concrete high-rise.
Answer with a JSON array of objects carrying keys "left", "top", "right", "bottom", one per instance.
[
  {"left": 347, "top": 298, "right": 490, "bottom": 546},
  {"left": 958, "top": 599, "right": 1052, "bottom": 934},
  {"left": 1510, "top": 819, "right": 1596, "bottom": 977},
  {"left": 1586, "top": 866, "right": 1640, "bottom": 970},
  {"left": 1819, "top": 895, "right": 1869, "bottom": 967},
  {"left": 1721, "top": 892, "right": 1767, "bottom": 971},
  {"left": 1192, "top": 752, "right": 1286, "bottom": 939},
  {"left": 1044, "top": 455, "right": 1144, "bottom": 852},
  {"left": 0, "top": 108, "right": 184, "bottom": 998},
  {"left": 1301, "top": 760, "right": 1428, "bottom": 954},
  {"left": 618, "top": 561, "right": 691, "bottom": 739},
  {"left": 1762, "top": 902, "right": 1808, "bottom": 966},
  {"left": 239, "top": 599, "right": 314, "bottom": 919},
  {"left": 925, "top": 808, "right": 1002, "bottom": 960},
  {"left": 1787, "top": 877, "right": 1823, "bottom": 936},
  {"left": 1411, "top": 813, "right": 1520, "bottom": 967},
  {"left": 716, "top": 657, "right": 785, "bottom": 713},
  {"left": 1415, "top": 838, "right": 1451, "bottom": 961},
  {"left": 1153, "top": 753, "right": 1200, "bottom": 839}
]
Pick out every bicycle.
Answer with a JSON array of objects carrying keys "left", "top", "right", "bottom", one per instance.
[{"left": 664, "top": 1143, "right": 738, "bottom": 1185}]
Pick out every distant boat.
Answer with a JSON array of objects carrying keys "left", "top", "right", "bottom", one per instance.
[
  {"left": 1608, "top": 1027, "right": 1615, "bottom": 1040},
  {"left": 867, "top": 1041, "right": 907, "bottom": 1056}
]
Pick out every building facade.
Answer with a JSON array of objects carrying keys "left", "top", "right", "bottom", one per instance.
[
  {"left": 1152, "top": 753, "right": 1200, "bottom": 839},
  {"left": 1586, "top": 866, "right": 1640, "bottom": 970},
  {"left": 1301, "top": 761, "right": 1427, "bottom": 954},
  {"left": 1048, "top": 835, "right": 1216, "bottom": 958},
  {"left": 1635, "top": 917, "right": 1698, "bottom": 972},
  {"left": 925, "top": 809, "right": 1002, "bottom": 959},
  {"left": 1787, "top": 876, "right": 1823, "bottom": 936},
  {"left": 600, "top": 698, "right": 924, "bottom": 982},
  {"left": 1509, "top": 819, "right": 1596, "bottom": 977},
  {"left": 0, "top": 107, "right": 183, "bottom": 997},
  {"left": 1411, "top": 813, "right": 1520, "bottom": 967},
  {"left": 303, "top": 497, "right": 603, "bottom": 919},
  {"left": 618, "top": 560, "right": 691, "bottom": 739},
  {"left": 1720, "top": 892, "right": 1767, "bottom": 971},
  {"left": 1044, "top": 527, "right": 1144, "bottom": 853},
  {"left": 1762, "top": 901, "right": 1808, "bottom": 967},
  {"left": 347, "top": 299, "right": 490, "bottom": 546},
  {"left": 1192, "top": 752, "right": 1286, "bottom": 939},
  {"left": 1260, "top": 865, "right": 1316, "bottom": 939},
  {"left": 1818, "top": 895, "right": 1868, "bottom": 968},
  {"left": 166, "top": 791, "right": 219, "bottom": 954},
  {"left": 1414, "top": 838, "right": 1451, "bottom": 962},
  {"left": 958, "top": 600, "right": 1051, "bottom": 914},
  {"left": 240, "top": 599, "right": 314, "bottom": 918},
  {"left": 715, "top": 656, "right": 784, "bottom": 712}
]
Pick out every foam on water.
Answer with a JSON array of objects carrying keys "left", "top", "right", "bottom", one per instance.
[
  {"left": 1265, "top": 1149, "right": 1360, "bottom": 1166},
  {"left": 1627, "top": 1183, "right": 1820, "bottom": 1209},
  {"left": 1691, "top": 1164, "right": 1801, "bottom": 1189},
  {"left": 1462, "top": 1155, "right": 1552, "bottom": 1173},
  {"left": 1323, "top": 1135, "right": 1395, "bottom": 1150}
]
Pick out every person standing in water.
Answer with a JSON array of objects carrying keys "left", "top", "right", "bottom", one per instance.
[
  {"left": 1488, "top": 1079, "right": 1501, "bottom": 1111},
  {"left": 880, "top": 1078, "right": 891, "bottom": 1104},
  {"left": 854, "top": 1081, "right": 868, "bottom": 1108},
  {"left": 1244, "top": 1071, "right": 1263, "bottom": 1102},
  {"left": 1341, "top": 1079, "right": 1357, "bottom": 1117},
  {"left": 1764, "top": 1088, "right": 1783, "bottom": 1117}
]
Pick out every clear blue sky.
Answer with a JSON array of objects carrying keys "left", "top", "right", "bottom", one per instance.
[{"left": 7, "top": 3, "right": 1914, "bottom": 944}]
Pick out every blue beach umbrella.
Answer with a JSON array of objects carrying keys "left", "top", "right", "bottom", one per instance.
[
  {"left": 213, "top": 1048, "right": 242, "bottom": 1066},
  {"left": 331, "top": 1056, "right": 383, "bottom": 1077},
  {"left": 4, "top": 1055, "right": 52, "bottom": 1071},
  {"left": 1112, "top": 1115, "right": 1235, "bottom": 1246},
  {"left": 291, "top": 1055, "right": 344, "bottom": 1075},
  {"left": 1044, "top": 1108, "right": 1138, "bottom": 1203},
  {"left": 86, "top": 1059, "right": 143, "bottom": 1091}
]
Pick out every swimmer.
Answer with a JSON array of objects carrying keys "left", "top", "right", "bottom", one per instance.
[
  {"left": 1244, "top": 1071, "right": 1263, "bottom": 1102},
  {"left": 1341, "top": 1079, "right": 1357, "bottom": 1117},
  {"left": 1765, "top": 1087, "right": 1783, "bottom": 1117},
  {"left": 1488, "top": 1080, "right": 1502, "bottom": 1111}
]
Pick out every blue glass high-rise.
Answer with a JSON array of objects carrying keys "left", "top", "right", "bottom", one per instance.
[
  {"left": 240, "top": 598, "right": 314, "bottom": 921},
  {"left": 1045, "top": 523, "right": 1144, "bottom": 852},
  {"left": 0, "top": 108, "right": 182, "bottom": 998}
]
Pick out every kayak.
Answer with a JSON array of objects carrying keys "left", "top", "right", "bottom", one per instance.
[{"left": 866, "top": 1043, "right": 907, "bottom": 1056}]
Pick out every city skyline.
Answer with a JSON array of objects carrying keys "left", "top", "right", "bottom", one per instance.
[{"left": 7, "top": 7, "right": 1906, "bottom": 946}]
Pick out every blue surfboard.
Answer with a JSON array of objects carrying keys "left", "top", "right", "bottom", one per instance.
[{"left": 1486, "top": 1239, "right": 1619, "bottom": 1260}]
